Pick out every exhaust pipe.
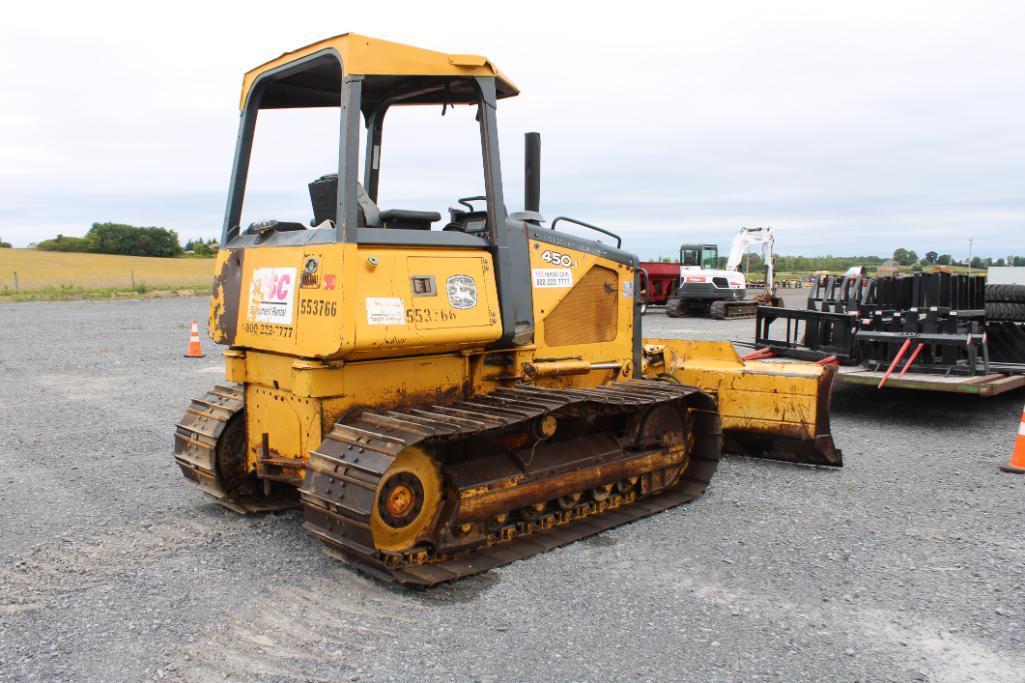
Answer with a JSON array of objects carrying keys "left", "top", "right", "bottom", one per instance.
[{"left": 524, "top": 132, "right": 540, "bottom": 213}]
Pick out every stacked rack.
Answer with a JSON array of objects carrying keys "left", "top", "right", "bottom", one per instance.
[{"left": 752, "top": 272, "right": 1025, "bottom": 393}]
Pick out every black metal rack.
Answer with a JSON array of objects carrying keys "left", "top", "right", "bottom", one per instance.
[{"left": 752, "top": 273, "right": 1025, "bottom": 381}]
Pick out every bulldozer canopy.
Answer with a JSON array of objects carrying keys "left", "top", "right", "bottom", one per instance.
[{"left": 239, "top": 33, "right": 520, "bottom": 111}]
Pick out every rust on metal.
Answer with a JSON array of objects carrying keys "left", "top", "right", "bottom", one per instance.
[
  {"left": 522, "top": 360, "right": 591, "bottom": 378},
  {"left": 174, "top": 384, "right": 299, "bottom": 512},
  {"left": 723, "top": 364, "right": 842, "bottom": 466},
  {"left": 299, "top": 380, "right": 722, "bottom": 586},
  {"left": 211, "top": 249, "right": 244, "bottom": 344}
]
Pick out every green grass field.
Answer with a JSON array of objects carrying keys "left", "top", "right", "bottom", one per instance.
[{"left": 0, "top": 249, "right": 215, "bottom": 300}]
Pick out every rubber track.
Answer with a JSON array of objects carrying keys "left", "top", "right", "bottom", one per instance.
[
  {"left": 300, "top": 380, "right": 721, "bottom": 586},
  {"left": 710, "top": 299, "right": 758, "bottom": 320}
]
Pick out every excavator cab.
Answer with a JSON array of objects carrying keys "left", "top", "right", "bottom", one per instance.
[{"left": 680, "top": 244, "right": 719, "bottom": 270}]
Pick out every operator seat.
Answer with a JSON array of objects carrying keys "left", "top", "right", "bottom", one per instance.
[{"left": 308, "top": 174, "right": 440, "bottom": 230}]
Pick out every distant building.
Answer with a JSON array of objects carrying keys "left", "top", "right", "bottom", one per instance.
[{"left": 876, "top": 259, "right": 902, "bottom": 277}]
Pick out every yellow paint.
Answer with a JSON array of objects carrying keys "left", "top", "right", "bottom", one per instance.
[
  {"left": 642, "top": 339, "right": 831, "bottom": 441},
  {"left": 352, "top": 250, "right": 500, "bottom": 359},
  {"left": 228, "top": 348, "right": 468, "bottom": 463},
  {"left": 207, "top": 35, "right": 839, "bottom": 495},
  {"left": 245, "top": 384, "right": 322, "bottom": 465},
  {"left": 240, "top": 33, "right": 518, "bottom": 110},
  {"left": 211, "top": 243, "right": 501, "bottom": 360},
  {"left": 527, "top": 240, "right": 635, "bottom": 379},
  {"left": 369, "top": 446, "right": 443, "bottom": 553}
]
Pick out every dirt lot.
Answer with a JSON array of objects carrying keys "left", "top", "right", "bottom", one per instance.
[{"left": 1, "top": 292, "right": 1023, "bottom": 682}]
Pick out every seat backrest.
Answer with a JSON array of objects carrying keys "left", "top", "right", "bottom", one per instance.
[
  {"left": 356, "top": 183, "right": 380, "bottom": 228},
  {"left": 308, "top": 174, "right": 381, "bottom": 227}
]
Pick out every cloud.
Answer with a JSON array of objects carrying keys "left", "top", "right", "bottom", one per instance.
[{"left": 1, "top": 0, "right": 1023, "bottom": 260}]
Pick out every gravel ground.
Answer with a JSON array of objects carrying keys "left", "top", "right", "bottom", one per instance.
[{"left": 1, "top": 293, "right": 1023, "bottom": 682}]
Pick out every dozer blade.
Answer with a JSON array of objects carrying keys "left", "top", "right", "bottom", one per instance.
[{"left": 642, "top": 339, "right": 841, "bottom": 466}]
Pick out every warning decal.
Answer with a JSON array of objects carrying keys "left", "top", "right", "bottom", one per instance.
[{"left": 366, "top": 297, "right": 405, "bottom": 325}]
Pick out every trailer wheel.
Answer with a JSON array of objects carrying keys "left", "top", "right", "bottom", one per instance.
[
  {"left": 986, "top": 284, "right": 1025, "bottom": 303},
  {"left": 986, "top": 301, "right": 1025, "bottom": 321}
]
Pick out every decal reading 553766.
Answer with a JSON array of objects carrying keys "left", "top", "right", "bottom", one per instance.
[
  {"left": 248, "top": 267, "right": 297, "bottom": 324},
  {"left": 532, "top": 268, "right": 574, "bottom": 288}
]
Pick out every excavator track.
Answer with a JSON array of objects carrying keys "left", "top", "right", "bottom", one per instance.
[
  {"left": 710, "top": 299, "right": 759, "bottom": 320},
  {"left": 300, "top": 380, "right": 721, "bottom": 586}
]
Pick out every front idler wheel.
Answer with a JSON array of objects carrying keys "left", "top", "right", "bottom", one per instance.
[
  {"left": 370, "top": 447, "right": 443, "bottom": 554},
  {"left": 377, "top": 473, "right": 424, "bottom": 528}
]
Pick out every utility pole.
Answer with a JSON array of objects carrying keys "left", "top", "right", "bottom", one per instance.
[{"left": 967, "top": 238, "right": 974, "bottom": 276}]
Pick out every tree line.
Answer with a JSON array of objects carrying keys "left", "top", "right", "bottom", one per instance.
[
  {"left": 183, "top": 238, "right": 220, "bottom": 256},
  {"left": 887, "top": 248, "right": 1023, "bottom": 268},
  {"left": 37, "top": 223, "right": 184, "bottom": 257},
  {"left": 32, "top": 225, "right": 222, "bottom": 258},
  {"left": 651, "top": 249, "right": 1025, "bottom": 273}
]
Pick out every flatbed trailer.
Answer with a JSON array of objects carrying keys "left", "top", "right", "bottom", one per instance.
[
  {"left": 747, "top": 271, "right": 1025, "bottom": 397},
  {"left": 835, "top": 367, "right": 1025, "bottom": 396}
]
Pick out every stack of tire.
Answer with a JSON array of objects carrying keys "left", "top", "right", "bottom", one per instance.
[{"left": 985, "top": 284, "right": 1025, "bottom": 321}]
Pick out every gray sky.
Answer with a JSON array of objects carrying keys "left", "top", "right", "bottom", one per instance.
[{"left": 2, "top": 0, "right": 1023, "bottom": 260}]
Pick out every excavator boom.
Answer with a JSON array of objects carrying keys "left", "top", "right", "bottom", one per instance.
[{"left": 726, "top": 226, "right": 776, "bottom": 298}]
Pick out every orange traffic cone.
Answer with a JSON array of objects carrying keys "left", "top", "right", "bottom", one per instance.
[
  {"left": 184, "top": 319, "right": 206, "bottom": 358},
  {"left": 999, "top": 404, "right": 1025, "bottom": 474}
]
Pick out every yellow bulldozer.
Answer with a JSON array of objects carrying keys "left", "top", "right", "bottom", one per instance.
[{"left": 174, "top": 34, "right": 840, "bottom": 586}]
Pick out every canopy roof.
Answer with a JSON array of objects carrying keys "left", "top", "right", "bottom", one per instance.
[{"left": 240, "top": 33, "right": 520, "bottom": 110}]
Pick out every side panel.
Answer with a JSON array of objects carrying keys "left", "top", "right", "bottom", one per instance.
[
  {"left": 209, "top": 242, "right": 502, "bottom": 360},
  {"left": 245, "top": 384, "right": 322, "bottom": 483},
  {"left": 228, "top": 351, "right": 470, "bottom": 477},
  {"left": 211, "top": 242, "right": 350, "bottom": 358},
  {"left": 350, "top": 247, "right": 501, "bottom": 358},
  {"left": 528, "top": 237, "right": 636, "bottom": 384}
]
